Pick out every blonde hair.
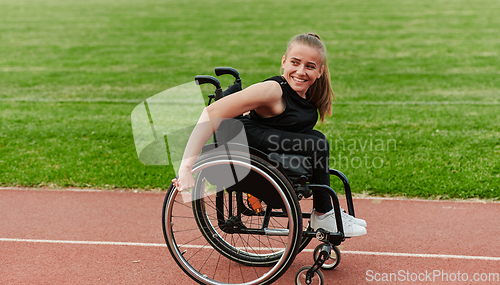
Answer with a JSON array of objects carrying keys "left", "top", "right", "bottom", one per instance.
[{"left": 284, "top": 33, "right": 335, "bottom": 122}]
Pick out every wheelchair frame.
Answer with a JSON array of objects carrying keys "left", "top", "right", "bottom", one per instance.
[{"left": 161, "top": 67, "right": 357, "bottom": 285}]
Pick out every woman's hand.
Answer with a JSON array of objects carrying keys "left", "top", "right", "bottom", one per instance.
[{"left": 171, "top": 166, "right": 194, "bottom": 191}]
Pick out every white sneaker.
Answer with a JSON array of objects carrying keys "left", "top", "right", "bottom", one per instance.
[
  {"left": 311, "top": 210, "right": 367, "bottom": 237},
  {"left": 341, "top": 209, "right": 367, "bottom": 228}
]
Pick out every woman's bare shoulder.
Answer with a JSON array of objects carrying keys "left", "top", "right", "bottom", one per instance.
[{"left": 245, "top": 80, "right": 282, "bottom": 102}]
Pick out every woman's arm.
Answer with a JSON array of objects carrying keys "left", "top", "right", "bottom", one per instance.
[{"left": 172, "top": 80, "right": 283, "bottom": 191}]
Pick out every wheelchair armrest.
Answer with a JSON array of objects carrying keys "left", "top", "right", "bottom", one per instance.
[{"left": 329, "top": 169, "right": 355, "bottom": 217}]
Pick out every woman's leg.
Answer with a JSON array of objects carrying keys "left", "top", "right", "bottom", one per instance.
[
  {"left": 249, "top": 128, "right": 367, "bottom": 236},
  {"left": 258, "top": 129, "right": 333, "bottom": 213}
]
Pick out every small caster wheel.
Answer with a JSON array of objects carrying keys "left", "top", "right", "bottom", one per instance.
[
  {"left": 313, "top": 244, "right": 341, "bottom": 270},
  {"left": 295, "top": 266, "right": 324, "bottom": 285}
]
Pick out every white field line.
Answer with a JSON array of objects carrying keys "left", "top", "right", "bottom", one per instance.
[
  {"left": 1, "top": 238, "right": 499, "bottom": 261},
  {"left": 338, "top": 101, "right": 500, "bottom": 106},
  {"left": 0, "top": 98, "right": 143, "bottom": 103},
  {"left": 0, "top": 98, "right": 499, "bottom": 105}
]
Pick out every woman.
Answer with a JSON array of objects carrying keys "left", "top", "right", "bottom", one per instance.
[{"left": 173, "top": 33, "right": 366, "bottom": 237}]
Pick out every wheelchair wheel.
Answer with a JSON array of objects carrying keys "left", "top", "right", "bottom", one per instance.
[
  {"left": 313, "top": 244, "right": 341, "bottom": 270},
  {"left": 295, "top": 266, "right": 324, "bottom": 285},
  {"left": 162, "top": 149, "right": 303, "bottom": 285}
]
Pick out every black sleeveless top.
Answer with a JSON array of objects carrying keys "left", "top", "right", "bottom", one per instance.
[{"left": 239, "top": 76, "right": 318, "bottom": 144}]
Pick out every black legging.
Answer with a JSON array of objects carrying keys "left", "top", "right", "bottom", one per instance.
[{"left": 248, "top": 128, "right": 333, "bottom": 213}]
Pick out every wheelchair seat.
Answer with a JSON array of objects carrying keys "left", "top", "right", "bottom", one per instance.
[{"left": 215, "top": 118, "right": 313, "bottom": 178}]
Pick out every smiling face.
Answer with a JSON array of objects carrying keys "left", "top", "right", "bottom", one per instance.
[{"left": 281, "top": 43, "right": 325, "bottom": 98}]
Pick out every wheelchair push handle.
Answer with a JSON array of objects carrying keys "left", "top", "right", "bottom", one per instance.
[
  {"left": 195, "top": 75, "right": 223, "bottom": 100},
  {"left": 195, "top": 75, "right": 221, "bottom": 89},
  {"left": 215, "top": 67, "right": 240, "bottom": 80},
  {"left": 215, "top": 67, "right": 242, "bottom": 98}
]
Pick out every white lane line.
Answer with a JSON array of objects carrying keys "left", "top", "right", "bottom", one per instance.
[
  {"left": 340, "top": 250, "right": 500, "bottom": 261},
  {"left": 0, "top": 238, "right": 164, "bottom": 247},
  {"left": 2, "top": 238, "right": 499, "bottom": 261}
]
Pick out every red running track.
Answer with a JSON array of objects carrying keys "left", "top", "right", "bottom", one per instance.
[{"left": 1, "top": 188, "right": 499, "bottom": 284}]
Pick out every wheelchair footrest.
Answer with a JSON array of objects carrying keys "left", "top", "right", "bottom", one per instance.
[{"left": 314, "top": 229, "right": 344, "bottom": 246}]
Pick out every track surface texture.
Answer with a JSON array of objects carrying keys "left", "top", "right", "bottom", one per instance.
[{"left": 1, "top": 188, "right": 499, "bottom": 284}]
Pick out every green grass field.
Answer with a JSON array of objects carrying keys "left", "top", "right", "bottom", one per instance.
[{"left": 1, "top": 0, "right": 499, "bottom": 199}]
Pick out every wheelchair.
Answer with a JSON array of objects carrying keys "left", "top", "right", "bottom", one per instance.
[{"left": 161, "top": 67, "right": 358, "bottom": 285}]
